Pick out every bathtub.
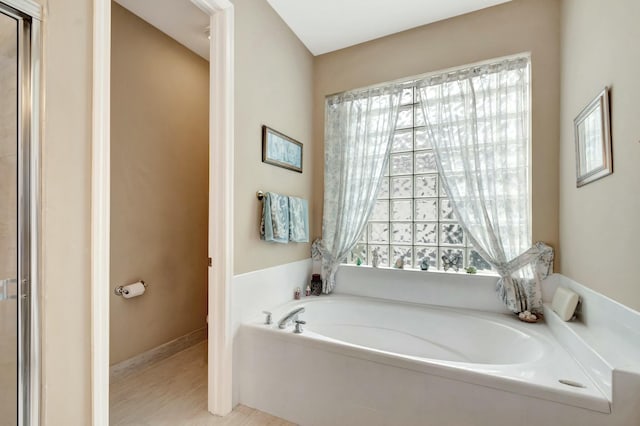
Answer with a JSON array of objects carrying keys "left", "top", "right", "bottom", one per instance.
[{"left": 237, "top": 295, "right": 623, "bottom": 426}]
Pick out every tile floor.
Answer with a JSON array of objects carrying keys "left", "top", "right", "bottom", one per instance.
[{"left": 110, "top": 341, "right": 294, "bottom": 426}]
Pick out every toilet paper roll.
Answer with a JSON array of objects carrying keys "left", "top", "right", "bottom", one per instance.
[{"left": 122, "top": 281, "right": 146, "bottom": 299}]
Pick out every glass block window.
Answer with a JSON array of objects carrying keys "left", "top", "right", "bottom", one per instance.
[{"left": 348, "top": 86, "right": 492, "bottom": 272}]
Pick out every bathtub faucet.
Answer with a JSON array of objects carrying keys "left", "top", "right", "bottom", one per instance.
[{"left": 278, "top": 307, "right": 305, "bottom": 329}]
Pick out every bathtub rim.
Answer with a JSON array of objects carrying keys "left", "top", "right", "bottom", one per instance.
[{"left": 241, "top": 294, "right": 611, "bottom": 414}]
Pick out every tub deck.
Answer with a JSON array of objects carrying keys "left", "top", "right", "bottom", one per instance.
[{"left": 243, "top": 294, "right": 609, "bottom": 414}]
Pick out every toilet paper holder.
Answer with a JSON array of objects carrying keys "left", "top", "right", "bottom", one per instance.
[{"left": 114, "top": 280, "right": 147, "bottom": 296}]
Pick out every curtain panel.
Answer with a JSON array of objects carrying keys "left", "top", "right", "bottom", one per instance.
[
  {"left": 416, "top": 56, "right": 553, "bottom": 313},
  {"left": 314, "top": 85, "right": 404, "bottom": 293}
]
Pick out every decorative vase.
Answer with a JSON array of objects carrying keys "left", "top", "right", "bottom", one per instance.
[
  {"left": 420, "top": 259, "right": 430, "bottom": 271},
  {"left": 310, "top": 274, "right": 322, "bottom": 296},
  {"left": 372, "top": 248, "right": 380, "bottom": 268}
]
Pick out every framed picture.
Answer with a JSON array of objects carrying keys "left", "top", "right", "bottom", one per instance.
[
  {"left": 262, "top": 125, "right": 303, "bottom": 173},
  {"left": 574, "top": 87, "right": 612, "bottom": 187}
]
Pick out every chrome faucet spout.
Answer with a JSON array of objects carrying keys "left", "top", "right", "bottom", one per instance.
[{"left": 278, "top": 307, "right": 306, "bottom": 329}]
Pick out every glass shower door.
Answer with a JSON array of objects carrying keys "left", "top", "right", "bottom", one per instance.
[{"left": 0, "top": 9, "right": 19, "bottom": 426}]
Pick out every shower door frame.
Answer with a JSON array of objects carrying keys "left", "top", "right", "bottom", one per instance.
[{"left": 0, "top": 0, "right": 42, "bottom": 425}]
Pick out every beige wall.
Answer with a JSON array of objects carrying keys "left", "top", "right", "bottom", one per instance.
[
  {"left": 234, "top": 0, "right": 315, "bottom": 274},
  {"left": 559, "top": 0, "right": 640, "bottom": 311},
  {"left": 312, "top": 0, "right": 562, "bottom": 260},
  {"left": 39, "top": 0, "right": 93, "bottom": 423},
  {"left": 110, "top": 3, "right": 209, "bottom": 364}
]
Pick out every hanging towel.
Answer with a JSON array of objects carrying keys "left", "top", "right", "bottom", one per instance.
[
  {"left": 288, "top": 196, "right": 309, "bottom": 243},
  {"left": 260, "top": 192, "right": 290, "bottom": 243}
]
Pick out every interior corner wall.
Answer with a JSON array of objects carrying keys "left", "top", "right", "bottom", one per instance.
[
  {"left": 233, "top": 0, "right": 315, "bottom": 275},
  {"left": 559, "top": 0, "right": 640, "bottom": 311},
  {"left": 110, "top": 3, "right": 209, "bottom": 364},
  {"left": 312, "top": 0, "right": 562, "bottom": 263}
]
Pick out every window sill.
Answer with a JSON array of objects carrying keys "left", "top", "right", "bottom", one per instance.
[{"left": 340, "top": 263, "right": 499, "bottom": 278}]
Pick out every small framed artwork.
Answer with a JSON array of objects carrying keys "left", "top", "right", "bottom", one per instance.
[
  {"left": 574, "top": 87, "right": 612, "bottom": 187},
  {"left": 262, "top": 125, "right": 303, "bottom": 173}
]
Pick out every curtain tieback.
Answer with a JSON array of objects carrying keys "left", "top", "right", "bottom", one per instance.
[
  {"left": 312, "top": 238, "right": 340, "bottom": 271},
  {"left": 495, "top": 242, "right": 554, "bottom": 279},
  {"left": 311, "top": 238, "right": 335, "bottom": 263},
  {"left": 495, "top": 242, "right": 554, "bottom": 314}
]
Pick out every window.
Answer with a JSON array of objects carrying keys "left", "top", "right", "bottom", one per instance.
[{"left": 348, "top": 85, "right": 493, "bottom": 271}]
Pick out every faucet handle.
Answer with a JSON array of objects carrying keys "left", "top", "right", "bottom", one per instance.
[
  {"left": 294, "top": 319, "right": 306, "bottom": 334},
  {"left": 262, "top": 311, "right": 272, "bottom": 325}
]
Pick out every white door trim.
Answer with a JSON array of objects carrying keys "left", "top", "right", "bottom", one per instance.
[
  {"left": 91, "top": 0, "right": 111, "bottom": 424},
  {"left": 194, "top": 0, "right": 235, "bottom": 415},
  {"left": 91, "top": 0, "right": 235, "bottom": 423}
]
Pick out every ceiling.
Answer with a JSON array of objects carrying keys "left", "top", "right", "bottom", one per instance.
[
  {"left": 114, "top": 0, "right": 512, "bottom": 60},
  {"left": 267, "top": 0, "right": 512, "bottom": 55},
  {"left": 114, "top": 0, "right": 210, "bottom": 60}
]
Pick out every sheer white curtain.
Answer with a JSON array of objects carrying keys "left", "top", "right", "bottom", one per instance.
[
  {"left": 313, "top": 85, "right": 403, "bottom": 293},
  {"left": 416, "top": 57, "right": 553, "bottom": 313}
]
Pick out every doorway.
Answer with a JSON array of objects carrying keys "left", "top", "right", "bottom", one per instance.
[
  {"left": 108, "top": 1, "right": 210, "bottom": 421},
  {"left": 92, "top": 0, "right": 235, "bottom": 423}
]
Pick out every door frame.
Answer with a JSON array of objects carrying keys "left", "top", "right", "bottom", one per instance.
[
  {"left": 191, "top": 0, "right": 236, "bottom": 416},
  {"left": 91, "top": 0, "right": 235, "bottom": 423}
]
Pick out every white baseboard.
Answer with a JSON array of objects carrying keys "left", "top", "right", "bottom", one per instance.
[{"left": 110, "top": 326, "right": 207, "bottom": 383}]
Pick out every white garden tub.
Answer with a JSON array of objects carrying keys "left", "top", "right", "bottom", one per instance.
[{"left": 238, "top": 295, "right": 616, "bottom": 426}]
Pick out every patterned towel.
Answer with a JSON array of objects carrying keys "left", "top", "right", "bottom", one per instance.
[
  {"left": 260, "top": 192, "right": 289, "bottom": 243},
  {"left": 288, "top": 196, "right": 309, "bottom": 243}
]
